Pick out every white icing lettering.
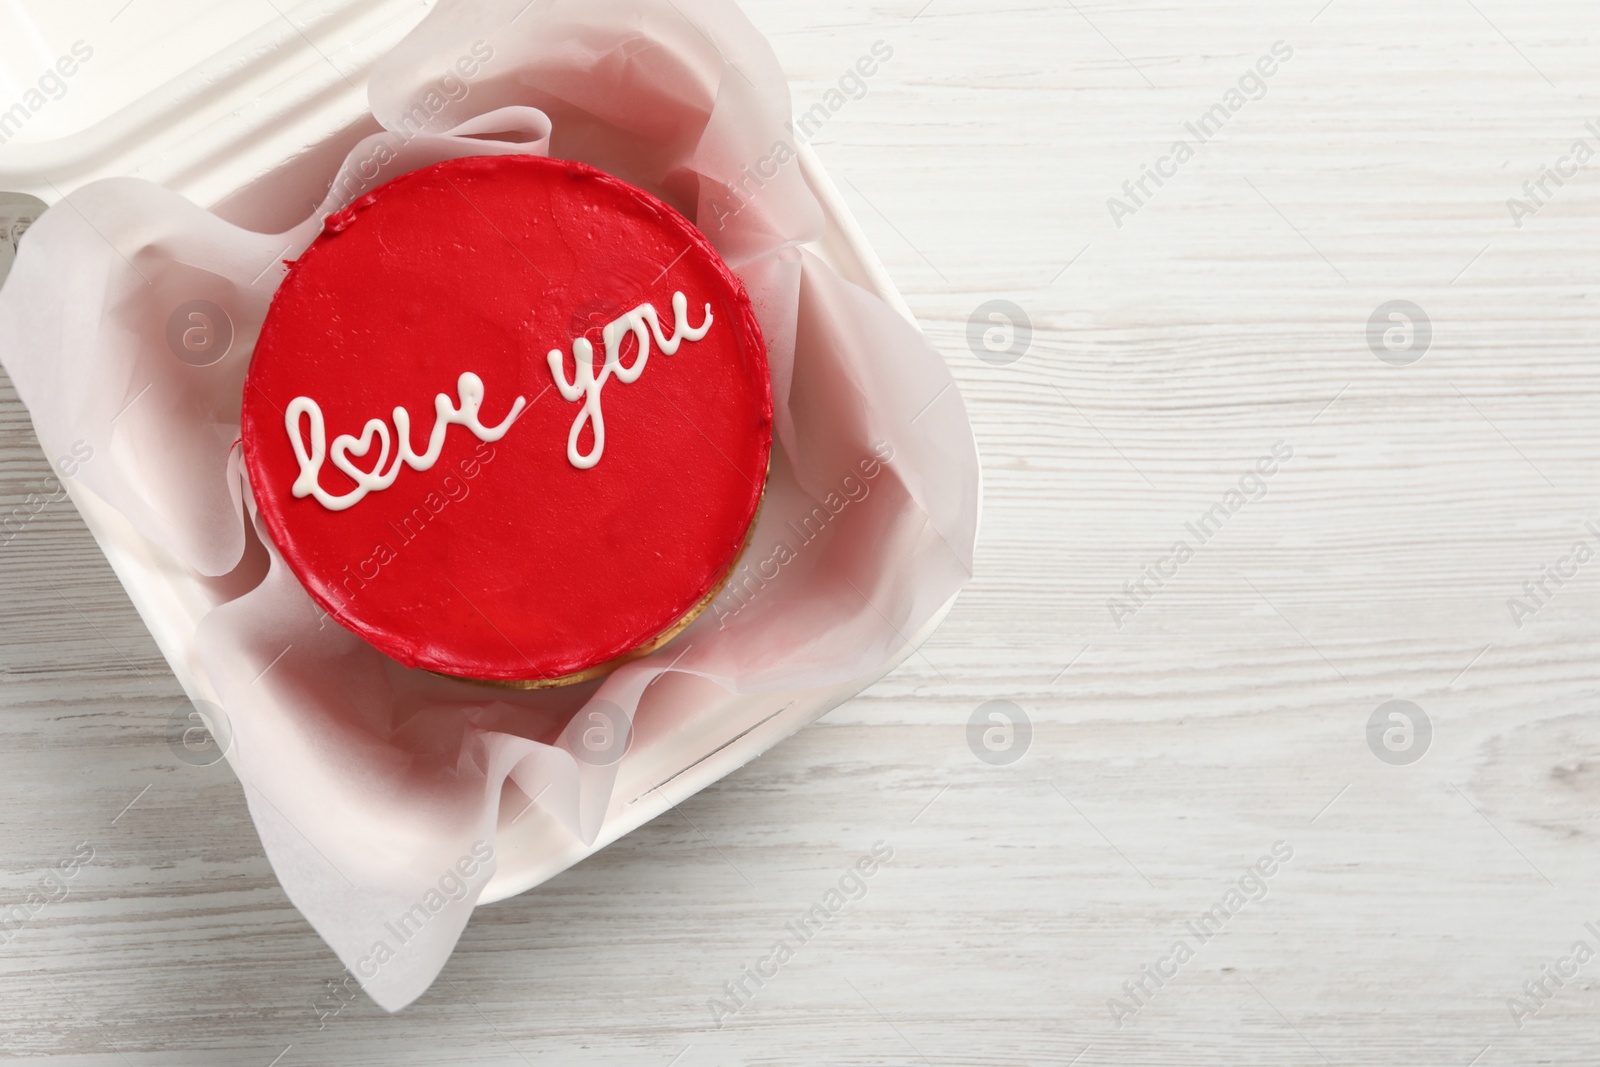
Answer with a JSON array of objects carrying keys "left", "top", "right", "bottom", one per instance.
[
  {"left": 286, "top": 372, "right": 524, "bottom": 511},
  {"left": 547, "top": 292, "right": 713, "bottom": 469},
  {"left": 281, "top": 292, "right": 711, "bottom": 509}
]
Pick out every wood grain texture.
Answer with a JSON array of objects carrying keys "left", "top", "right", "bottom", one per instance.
[{"left": 3, "top": 0, "right": 1599, "bottom": 1063}]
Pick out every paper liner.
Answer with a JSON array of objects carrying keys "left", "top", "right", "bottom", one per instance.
[{"left": 0, "top": 0, "right": 978, "bottom": 1011}]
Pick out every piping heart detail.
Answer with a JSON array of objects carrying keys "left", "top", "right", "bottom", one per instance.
[{"left": 329, "top": 419, "right": 393, "bottom": 485}]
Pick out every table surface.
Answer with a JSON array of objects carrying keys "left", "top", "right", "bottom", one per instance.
[{"left": 3, "top": 1, "right": 1599, "bottom": 1064}]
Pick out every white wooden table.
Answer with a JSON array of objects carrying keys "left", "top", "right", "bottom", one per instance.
[{"left": 3, "top": 1, "right": 1598, "bottom": 1063}]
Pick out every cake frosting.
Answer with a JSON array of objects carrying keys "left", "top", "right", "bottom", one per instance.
[{"left": 241, "top": 154, "right": 772, "bottom": 684}]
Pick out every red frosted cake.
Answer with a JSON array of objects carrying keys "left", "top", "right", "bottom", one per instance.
[{"left": 241, "top": 155, "right": 772, "bottom": 685}]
